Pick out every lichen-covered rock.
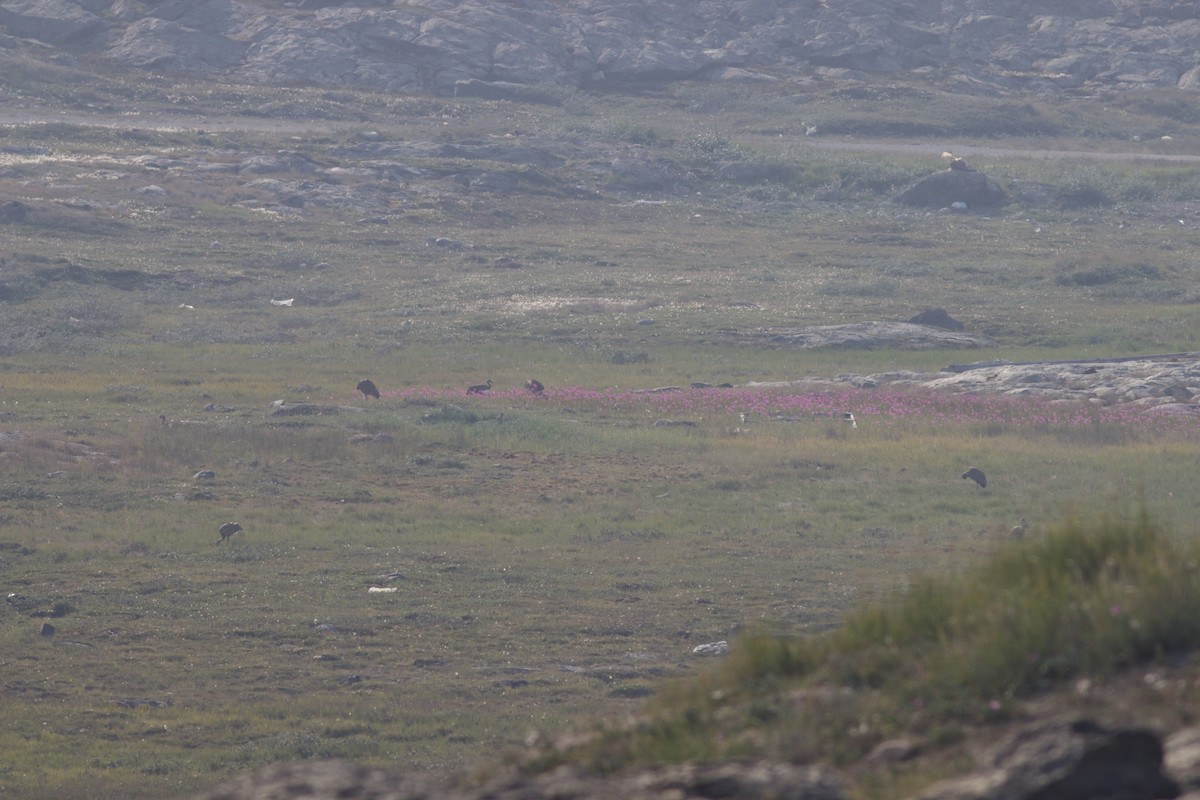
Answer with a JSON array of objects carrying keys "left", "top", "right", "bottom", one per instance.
[{"left": 926, "top": 355, "right": 1200, "bottom": 407}]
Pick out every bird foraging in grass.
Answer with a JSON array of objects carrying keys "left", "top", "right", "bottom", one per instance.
[
  {"left": 962, "top": 467, "right": 987, "bottom": 489},
  {"left": 218, "top": 522, "right": 243, "bottom": 543},
  {"left": 356, "top": 378, "right": 380, "bottom": 399},
  {"left": 525, "top": 378, "right": 545, "bottom": 395},
  {"left": 1010, "top": 518, "right": 1028, "bottom": 538},
  {"left": 467, "top": 379, "right": 492, "bottom": 395}
]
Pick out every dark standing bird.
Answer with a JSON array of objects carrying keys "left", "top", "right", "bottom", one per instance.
[
  {"left": 525, "top": 378, "right": 545, "bottom": 395},
  {"left": 942, "top": 151, "right": 976, "bottom": 172},
  {"left": 1010, "top": 518, "right": 1028, "bottom": 539},
  {"left": 961, "top": 467, "right": 987, "bottom": 489},
  {"left": 357, "top": 379, "right": 380, "bottom": 399},
  {"left": 466, "top": 379, "right": 493, "bottom": 395},
  {"left": 218, "top": 521, "right": 243, "bottom": 543}
]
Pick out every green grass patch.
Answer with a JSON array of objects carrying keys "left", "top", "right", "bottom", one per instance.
[
  {"left": 2, "top": 68, "right": 1200, "bottom": 799},
  {"left": 546, "top": 508, "right": 1200, "bottom": 779}
]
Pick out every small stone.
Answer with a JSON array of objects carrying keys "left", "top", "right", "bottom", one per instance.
[{"left": 864, "top": 738, "right": 917, "bottom": 767}]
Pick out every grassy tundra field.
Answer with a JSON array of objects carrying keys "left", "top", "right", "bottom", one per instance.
[{"left": 3, "top": 73, "right": 1200, "bottom": 799}]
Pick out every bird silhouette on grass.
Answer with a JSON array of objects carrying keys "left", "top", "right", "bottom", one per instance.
[
  {"left": 356, "top": 379, "right": 380, "bottom": 399},
  {"left": 218, "top": 522, "right": 243, "bottom": 543},
  {"left": 962, "top": 467, "right": 987, "bottom": 489}
]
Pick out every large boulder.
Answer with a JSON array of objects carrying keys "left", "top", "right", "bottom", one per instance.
[
  {"left": 896, "top": 168, "right": 1007, "bottom": 210},
  {"left": 908, "top": 308, "right": 966, "bottom": 331},
  {"left": 911, "top": 717, "right": 1178, "bottom": 800}
]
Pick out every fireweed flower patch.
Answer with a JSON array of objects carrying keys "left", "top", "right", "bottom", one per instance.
[{"left": 382, "top": 385, "right": 1200, "bottom": 438}]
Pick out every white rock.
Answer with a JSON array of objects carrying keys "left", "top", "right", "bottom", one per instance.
[{"left": 692, "top": 641, "right": 729, "bottom": 656}]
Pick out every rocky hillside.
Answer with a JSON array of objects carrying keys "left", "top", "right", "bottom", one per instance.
[
  {"left": 183, "top": 719, "right": 1200, "bottom": 800},
  {"left": 1, "top": 0, "right": 1199, "bottom": 98}
]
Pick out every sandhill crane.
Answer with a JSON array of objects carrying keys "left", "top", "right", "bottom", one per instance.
[
  {"left": 962, "top": 467, "right": 987, "bottom": 489},
  {"left": 357, "top": 378, "right": 380, "bottom": 399},
  {"left": 466, "top": 379, "right": 492, "bottom": 395},
  {"left": 218, "top": 522, "right": 243, "bottom": 543},
  {"left": 526, "top": 378, "right": 545, "bottom": 395},
  {"left": 1010, "top": 518, "right": 1028, "bottom": 538}
]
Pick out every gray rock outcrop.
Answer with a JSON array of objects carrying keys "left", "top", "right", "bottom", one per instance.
[
  {"left": 104, "top": 17, "right": 247, "bottom": 72},
  {"left": 1166, "top": 726, "right": 1200, "bottom": 794},
  {"left": 757, "top": 353, "right": 1200, "bottom": 410},
  {"left": 2, "top": 0, "right": 1200, "bottom": 95},
  {"left": 927, "top": 354, "right": 1200, "bottom": 408},
  {"left": 0, "top": 0, "right": 108, "bottom": 47},
  {"left": 912, "top": 716, "right": 1178, "bottom": 800},
  {"left": 186, "top": 716, "right": 1200, "bottom": 800},
  {"left": 188, "top": 758, "right": 848, "bottom": 800}
]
